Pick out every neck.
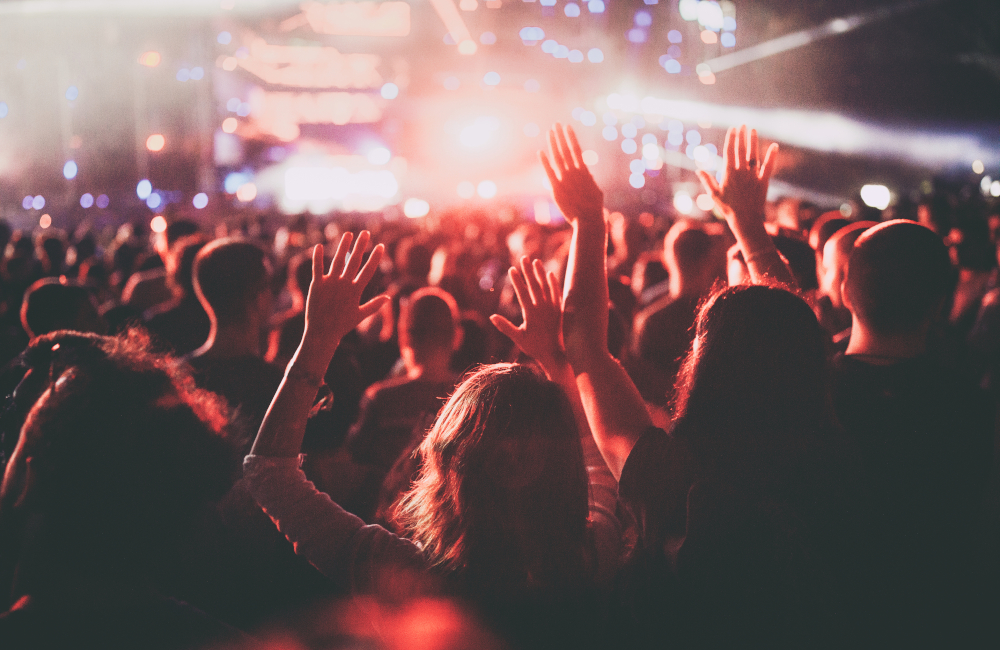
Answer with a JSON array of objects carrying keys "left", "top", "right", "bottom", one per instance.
[
  {"left": 670, "top": 271, "right": 710, "bottom": 300},
  {"left": 195, "top": 318, "right": 262, "bottom": 359},
  {"left": 844, "top": 316, "right": 927, "bottom": 362},
  {"left": 404, "top": 349, "right": 452, "bottom": 382}
]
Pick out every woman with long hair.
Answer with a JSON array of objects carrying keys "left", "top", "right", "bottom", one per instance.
[{"left": 244, "top": 232, "right": 618, "bottom": 647}]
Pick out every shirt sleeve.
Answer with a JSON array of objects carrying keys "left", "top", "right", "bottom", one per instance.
[
  {"left": 580, "top": 428, "right": 622, "bottom": 585},
  {"left": 243, "top": 454, "right": 428, "bottom": 596}
]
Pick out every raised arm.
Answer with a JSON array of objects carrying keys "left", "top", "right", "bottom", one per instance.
[
  {"left": 540, "top": 124, "right": 652, "bottom": 480},
  {"left": 251, "top": 231, "right": 389, "bottom": 458},
  {"left": 696, "top": 125, "right": 795, "bottom": 287}
]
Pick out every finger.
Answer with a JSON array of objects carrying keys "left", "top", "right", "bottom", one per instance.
[
  {"left": 735, "top": 125, "right": 747, "bottom": 170},
  {"left": 749, "top": 128, "right": 760, "bottom": 171},
  {"left": 696, "top": 169, "right": 722, "bottom": 199},
  {"left": 344, "top": 230, "right": 370, "bottom": 279},
  {"left": 356, "top": 243, "right": 384, "bottom": 289},
  {"left": 508, "top": 266, "right": 531, "bottom": 313},
  {"left": 539, "top": 151, "right": 561, "bottom": 185},
  {"left": 329, "top": 232, "right": 354, "bottom": 276},
  {"left": 760, "top": 142, "right": 779, "bottom": 183},
  {"left": 530, "top": 259, "right": 549, "bottom": 302},
  {"left": 566, "top": 125, "right": 585, "bottom": 169},
  {"left": 489, "top": 314, "right": 521, "bottom": 343},
  {"left": 357, "top": 294, "right": 391, "bottom": 322},
  {"left": 312, "top": 244, "right": 325, "bottom": 285},
  {"left": 723, "top": 127, "right": 737, "bottom": 174},
  {"left": 545, "top": 270, "right": 562, "bottom": 306},
  {"left": 548, "top": 126, "right": 567, "bottom": 171},
  {"left": 556, "top": 124, "right": 579, "bottom": 169},
  {"left": 520, "top": 257, "right": 542, "bottom": 306}
]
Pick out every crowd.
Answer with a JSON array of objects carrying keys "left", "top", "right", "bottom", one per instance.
[{"left": 0, "top": 122, "right": 997, "bottom": 649}]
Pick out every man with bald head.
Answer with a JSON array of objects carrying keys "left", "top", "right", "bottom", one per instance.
[
  {"left": 832, "top": 220, "right": 993, "bottom": 643},
  {"left": 815, "top": 221, "right": 878, "bottom": 340}
]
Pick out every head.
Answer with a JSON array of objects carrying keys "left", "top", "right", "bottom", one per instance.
[
  {"left": 286, "top": 251, "right": 314, "bottom": 301},
  {"left": 663, "top": 222, "right": 716, "bottom": 296},
  {"left": 0, "top": 330, "right": 234, "bottom": 567},
  {"left": 395, "top": 237, "right": 434, "bottom": 282},
  {"left": 394, "top": 364, "right": 589, "bottom": 593},
  {"left": 21, "top": 277, "right": 106, "bottom": 339},
  {"left": 155, "top": 219, "right": 200, "bottom": 260},
  {"left": 166, "top": 234, "right": 209, "bottom": 300},
  {"left": 673, "top": 284, "right": 829, "bottom": 450},
  {"left": 808, "top": 212, "right": 851, "bottom": 254},
  {"left": 193, "top": 238, "right": 272, "bottom": 327},
  {"left": 819, "top": 221, "right": 878, "bottom": 309},
  {"left": 399, "top": 287, "right": 460, "bottom": 365},
  {"left": 843, "top": 220, "right": 952, "bottom": 338}
]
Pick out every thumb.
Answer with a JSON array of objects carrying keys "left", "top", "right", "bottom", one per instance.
[
  {"left": 489, "top": 314, "right": 521, "bottom": 343},
  {"left": 358, "top": 294, "right": 391, "bottom": 321}
]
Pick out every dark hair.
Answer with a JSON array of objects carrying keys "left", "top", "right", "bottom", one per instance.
[
  {"left": 193, "top": 238, "right": 271, "bottom": 322},
  {"left": 167, "top": 234, "right": 209, "bottom": 299},
  {"left": 808, "top": 213, "right": 851, "bottom": 252},
  {"left": 165, "top": 219, "right": 201, "bottom": 249},
  {"left": 672, "top": 283, "right": 829, "bottom": 461},
  {"left": 20, "top": 278, "right": 102, "bottom": 339},
  {"left": 395, "top": 237, "right": 433, "bottom": 280},
  {"left": 399, "top": 287, "right": 459, "bottom": 353},
  {"left": 11, "top": 330, "right": 235, "bottom": 559},
  {"left": 394, "top": 364, "right": 590, "bottom": 595},
  {"left": 665, "top": 223, "right": 714, "bottom": 276},
  {"left": 289, "top": 251, "right": 314, "bottom": 297},
  {"left": 843, "top": 220, "right": 951, "bottom": 335}
]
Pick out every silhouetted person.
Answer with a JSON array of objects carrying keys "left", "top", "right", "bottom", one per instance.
[
  {"left": 815, "top": 221, "right": 877, "bottom": 341},
  {"left": 143, "top": 235, "right": 211, "bottom": 356},
  {"left": 20, "top": 277, "right": 106, "bottom": 339},
  {"left": 834, "top": 220, "right": 994, "bottom": 644}
]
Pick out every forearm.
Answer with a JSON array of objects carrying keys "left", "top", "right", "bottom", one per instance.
[
  {"left": 563, "top": 216, "right": 610, "bottom": 365},
  {"left": 728, "top": 214, "right": 797, "bottom": 288},
  {"left": 250, "top": 339, "right": 333, "bottom": 458}
]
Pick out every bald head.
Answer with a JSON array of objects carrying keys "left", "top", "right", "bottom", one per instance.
[{"left": 819, "top": 222, "right": 878, "bottom": 309}]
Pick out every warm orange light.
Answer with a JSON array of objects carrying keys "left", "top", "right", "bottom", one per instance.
[
  {"left": 696, "top": 194, "right": 716, "bottom": 211},
  {"left": 582, "top": 150, "right": 599, "bottom": 166},
  {"left": 457, "top": 40, "right": 477, "bottom": 55},
  {"left": 150, "top": 215, "right": 168, "bottom": 233},
  {"left": 699, "top": 73, "right": 716, "bottom": 85},
  {"left": 238, "top": 38, "right": 383, "bottom": 89},
  {"left": 39, "top": 214, "right": 52, "bottom": 229},
  {"left": 248, "top": 88, "right": 382, "bottom": 138},
  {"left": 700, "top": 30, "right": 718, "bottom": 44},
  {"left": 222, "top": 117, "right": 238, "bottom": 133},
  {"left": 281, "top": 1, "right": 411, "bottom": 37},
  {"left": 222, "top": 57, "right": 238, "bottom": 71},
  {"left": 146, "top": 134, "right": 165, "bottom": 152},
  {"left": 236, "top": 183, "right": 257, "bottom": 202},
  {"left": 138, "top": 51, "right": 161, "bottom": 67}
]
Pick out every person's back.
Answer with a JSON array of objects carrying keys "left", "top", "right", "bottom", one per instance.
[{"left": 834, "top": 220, "right": 994, "bottom": 640}]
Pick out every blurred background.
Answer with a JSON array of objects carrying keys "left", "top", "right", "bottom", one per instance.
[{"left": 0, "top": 0, "right": 997, "bottom": 231}]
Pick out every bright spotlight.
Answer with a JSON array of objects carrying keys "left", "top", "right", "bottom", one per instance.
[
  {"left": 457, "top": 181, "right": 475, "bottom": 199},
  {"left": 367, "top": 147, "right": 391, "bottom": 165},
  {"left": 63, "top": 160, "right": 78, "bottom": 179},
  {"left": 193, "top": 193, "right": 209, "bottom": 209},
  {"left": 136, "top": 179, "right": 152, "bottom": 199},
  {"left": 860, "top": 184, "right": 891, "bottom": 210},
  {"left": 972, "top": 160, "right": 985, "bottom": 174},
  {"left": 404, "top": 198, "right": 430, "bottom": 218},
  {"left": 222, "top": 117, "right": 238, "bottom": 133},
  {"left": 31, "top": 195, "right": 45, "bottom": 210},
  {"left": 673, "top": 192, "right": 694, "bottom": 214},
  {"left": 477, "top": 180, "right": 497, "bottom": 198},
  {"left": 146, "top": 194, "right": 162, "bottom": 209},
  {"left": 991, "top": 181, "right": 1000, "bottom": 198},
  {"left": 39, "top": 214, "right": 52, "bottom": 229},
  {"left": 146, "top": 134, "right": 165, "bottom": 152},
  {"left": 582, "top": 150, "right": 599, "bottom": 166},
  {"left": 150, "top": 215, "right": 168, "bottom": 233},
  {"left": 80, "top": 193, "right": 94, "bottom": 208},
  {"left": 696, "top": 194, "right": 715, "bottom": 211},
  {"left": 138, "top": 51, "right": 161, "bottom": 67},
  {"left": 381, "top": 83, "right": 399, "bottom": 99},
  {"left": 236, "top": 183, "right": 258, "bottom": 202},
  {"left": 460, "top": 116, "right": 500, "bottom": 149}
]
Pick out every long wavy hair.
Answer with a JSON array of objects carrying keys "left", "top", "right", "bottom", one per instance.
[{"left": 393, "top": 363, "right": 591, "bottom": 597}]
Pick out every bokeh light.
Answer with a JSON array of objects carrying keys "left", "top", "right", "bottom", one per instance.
[
  {"left": 136, "top": 179, "right": 152, "bottom": 199},
  {"left": 193, "top": 193, "right": 209, "bottom": 209},
  {"left": 565, "top": 3, "right": 580, "bottom": 17},
  {"left": 138, "top": 51, "right": 161, "bottom": 67},
  {"left": 582, "top": 150, "right": 599, "bottom": 166},
  {"left": 404, "top": 198, "right": 430, "bottom": 218},
  {"left": 146, "top": 193, "right": 162, "bottom": 209},
  {"left": 673, "top": 192, "right": 694, "bottom": 214},
  {"left": 0, "top": 102, "right": 7, "bottom": 118},
  {"left": 65, "top": 86, "right": 79, "bottom": 101},
  {"left": 629, "top": 173, "right": 645, "bottom": 189},
  {"left": 63, "top": 160, "right": 78, "bottom": 179},
  {"left": 480, "top": 32, "right": 496, "bottom": 45},
  {"left": 477, "top": 180, "right": 497, "bottom": 199},
  {"left": 457, "top": 181, "right": 475, "bottom": 199},
  {"left": 458, "top": 40, "right": 477, "bottom": 55},
  {"left": 96, "top": 194, "right": 109, "bottom": 209},
  {"left": 32, "top": 195, "right": 45, "bottom": 210},
  {"left": 217, "top": 31, "right": 232, "bottom": 45},
  {"left": 39, "top": 214, "right": 52, "bottom": 229},
  {"left": 588, "top": 48, "right": 604, "bottom": 63},
  {"left": 696, "top": 194, "right": 716, "bottom": 211},
  {"left": 483, "top": 72, "right": 500, "bottom": 86},
  {"left": 860, "top": 184, "right": 891, "bottom": 210},
  {"left": 222, "top": 117, "right": 238, "bottom": 133},
  {"left": 236, "top": 183, "right": 258, "bottom": 202},
  {"left": 972, "top": 160, "right": 984, "bottom": 174},
  {"left": 80, "top": 193, "right": 94, "bottom": 208},
  {"left": 150, "top": 215, "right": 168, "bottom": 233},
  {"left": 588, "top": 0, "right": 605, "bottom": 13},
  {"left": 367, "top": 147, "right": 391, "bottom": 165},
  {"left": 381, "top": 83, "right": 399, "bottom": 99},
  {"left": 146, "top": 134, "right": 166, "bottom": 152},
  {"left": 622, "top": 139, "right": 638, "bottom": 154}
]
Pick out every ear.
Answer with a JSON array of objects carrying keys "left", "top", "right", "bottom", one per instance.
[
  {"left": 840, "top": 267, "right": 854, "bottom": 313},
  {"left": 451, "top": 325, "right": 464, "bottom": 352}
]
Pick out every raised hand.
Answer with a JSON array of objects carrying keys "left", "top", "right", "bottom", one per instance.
[
  {"left": 696, "top": 124, "right": 778, "bottom": 227},
  {"left": 490, "top": 257, "right": 567, "bottom": 377},
  {"left": 539, "top": 123, "right": 604, "bottom": 225},
  {"left": 301, "top": 231, "right": 389, "bottom": 364}
]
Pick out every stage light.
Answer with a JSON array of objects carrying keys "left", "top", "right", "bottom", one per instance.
[
  {"left": 477, "top": 180, "right": 497, "bottom": 199},
  {"left": 581, "top": 111, "right": 597, "bottom": 126},
  {"left": 991, "top": 181, "right": 1000, "bottom": 198},
  {"left": 627, "top": 29, "right": 646, "bottom": 44},
  {"left": 643, "top": 143, "right": 659, "bottom": 159},
  {"left": 622, "top": 139, "right": 638, "bottom": 154},
  {"left": 404, "top": 198, "right": 430, "bottom": 218},
  {"left": 698, "top": 1, "right": 725, "bottom": 30},
  {"left": 972, "top": 160, "right": 984, "bottom": 174},
  {"left": 588, "top": 0, "right": 605, "bottom": 13},
  {"left": 150, "top": 215, "right": 167, "bottom": 233},
  {"left": 588, "top": 48, "right": 604, "bottom": 62},
  {"left": 483, "top": 71, "right": 500, "bottom": 85},
  {"left": 664, "top": 59, "right": 681, "bottom": 73},
  {"left": 96, "top": 194, "right": 109, "bottom": 209},
  {"left": 696, "top": 194, "right": 715, "bottom": 211},
  {"left": 193, "top": 193, "right": 209, "bottom": 209},
  {"left": 458, "top": 40, "right": 477, "bottom": 55},
  {"left": 39, "top": 214, "right": 51, "bottom": 229},
  {"left": 236, "top": 183, "right": 257, "bottom": 202},
  {"left": 519, "top": 27, "right": 544, "bottom": 44},
  {"left": 686, "top": 130, "right": 701, "bottom": 145},
  {"left": 460, "top": 116, "right": 500, "bottom": 148},
  {"left": 480, "top": 31, "right": 496, "bottom": 44},
  {"left": 860, "top": 184, "right": 891, "bottom": 210},
  {"left": 568, "top": 50, "right": 584, "bottom": 63},
  {"left": 368, "top": 147, "right": 391, "bottom": 165},
  {"left": 136, "top": 179, "right": 152, "bottom": 200},
  {"left": 222, "top": 57, "right": 238, "bottom": 71},
  {"left": 602, "top": 126, "right": 618, "bottom": 141},
  {"left": 524, "top": 79, "right": 540, "bottom": 92},
  {"left": 190, "top": 67, "right": 204, "bottom": 80},
  {"left": 534, "top": 200, "right": 552, "bottom": 225},
  {"left": 217, "top": 31, "right": 232, "bottom": 45},
  {"left": 524, "top": 122, "right": 540, "bottom": 137},
  {"left": 146, "top": 193, "right": 162, "bottom": 209},
  {"left": 635, "top": 11, "right": 651, "bottom": 26},
  {"left": 80, "top": 193, "right": 94, "bottom": 208},
  {"left": 554, "top": 44, "right": 569, "bottom": 58},
  {"left": 22, "top": 196, "right": 33, "bottom": 210},
  {"left": 146, "top": 134, "right": 166, "bottom": 152},
  {"left": 630, "top": 159, "right": 645, "bottom": 174},
  {"left": 177, "top": 68, "right": 191, "bottom": 82},
  {"left": 674, "top": 192, "right": 694, "bottom": 214},
  {"left": 457, "top": 181, "right": 475, "bottom": 198},
  {"left": 621, "top": 123, "right": 637, "bottom": 138},
  {"left": 701, "top": 30, "right": 718, "bottom": 44},
  {"left": 721, "top": 33, "right": 736, "bottom": 47},
  {"left": 222, "top": 117, "right": 238, "bottom": 133},
  {"left": 582, "top": 150, "right": 599, "bottom": 165},
  {"left": 679, "top": 0, "right": 699, "bottom": 21},
  {"left": 66, "top": 86, "right": 78, "bottom": 101},
  {"left": 138, "top": 51, "right": 161, "bottom": 67},
  {"left": 224, "top": 172, "right": 251, "bottom": 194},
  {"left": 444, "top": 76, "right": 460, "bottom": 90},
  {"left": 981, "top": 176, "right": 992, "bottom": 193},
  {"left": 629, "top": 174, "right": 645, "bottom": 189},
  {"left": 63, "top": 161, "right": 77, "bottom": 179},
  {"left": 565, "top": 3, "right": 580, "bottom": 17}
]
